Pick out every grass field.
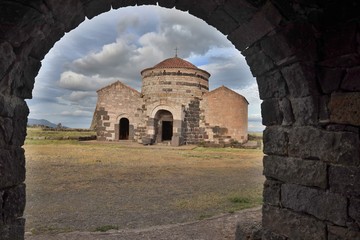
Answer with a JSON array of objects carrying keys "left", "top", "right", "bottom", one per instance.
[{"left": 24, "top": 128, "right": 264, "bottom": 235}]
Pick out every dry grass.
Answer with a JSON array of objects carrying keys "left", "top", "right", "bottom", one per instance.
[{"left": 24, "top": 129, "right": 264, "bottom": 235}]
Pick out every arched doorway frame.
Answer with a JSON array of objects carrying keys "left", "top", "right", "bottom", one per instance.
[
  {"left": 154, "top": 109, "right": 174, "bottom": 143},
  {"left": 0, "top": 1, "right": 358, "bottom": 239},
  {"left": 119, "top": 117, "right": 130, "bottom": 140}
]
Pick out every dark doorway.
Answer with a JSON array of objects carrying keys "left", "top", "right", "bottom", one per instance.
[
  {"left": 119, "top": 118, "right": 129, "bottom": 140},
  {"left": 162, "top": 121, "right": 173, "bottom": 141}
]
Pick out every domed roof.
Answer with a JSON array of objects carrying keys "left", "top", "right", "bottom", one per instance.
[{"left": 153, "top": 57, "right": 198, "bottom": 69}]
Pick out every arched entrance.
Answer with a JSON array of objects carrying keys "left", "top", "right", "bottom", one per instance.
[
  {"left": 154, "top": 110, "right": 173, "bottom": 143},
  {"left": 0, "top": 1, "right": 359, "bottom": 239},
  {"left": 119, "top": 118, "right": 129, "bottom": 140}
]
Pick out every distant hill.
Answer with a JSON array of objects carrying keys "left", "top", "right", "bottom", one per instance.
[{"left": 28, "top": 118, "right": 66, "bottom": 128}]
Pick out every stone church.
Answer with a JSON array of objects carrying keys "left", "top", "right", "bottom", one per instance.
[{"left": 91, "top": 55, "right": 248, "bottom": 146}]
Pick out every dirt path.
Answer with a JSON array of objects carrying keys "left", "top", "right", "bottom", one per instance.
[{"left": 25, "top": 207, "right": 262, "bottom": 240}]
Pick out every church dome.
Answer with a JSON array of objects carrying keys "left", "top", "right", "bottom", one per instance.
[{"left": 153, "top": 57, "right": 198, "bottom": 69}]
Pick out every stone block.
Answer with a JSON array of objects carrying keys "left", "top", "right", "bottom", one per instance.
[
  {"left": 0, "top": 218, "right": 25, "bottom": 240},
  {"left": 262, "top": 205, "right": 326, "bottom": 240},
  {"left": 206, "top": 6, "right": 238, "bottom": 35},
  {"left": 281, "top": 184, "right": 347, "bottom": 226},
  {"left": 111, "top": 0, "right": 136, "bottom": 9},
  {"left": 263, "top": 126, "right": 288, "bottom": 156},
  {"left": 290, "top": 96, "right": 318, "bottom": 126},
  {"left": 341, "top": 66, "right": 360, "bottom": 91},
  {"left": 263, "top": 156, "right": 327, "bottom": 188},
  {"left": 223, "top": 0, "right": 257, "bottom": 24},
  {"left": 322, "top": 23, "right": 358, "bottom": 58},
  {"left": 12, "top": 57, "right": 41, "bottom": 99},
  {"left": 349, "top": 197, "right": 360, "bottom": 226},
  {"left": 2, "top": 184, "right": 26, "bottom": 223},
  {"left": 256, "top": 70, "right": 287, "bottom": 100},
  {"left": 261, "top": 99, "right": 282, "bottom": 126},
  {"left": 83, "top": 0, "right": 111, "bottom": 19},
  {"left": 319, "top": 95, "right": 330, "bottom": 124},
  {"left": 327, "top": 225, "right": 360, "bottom": 240},
  {"left": 319, "top": 53, "right": 360, "bottom": 68},
  {"left": 279, "top": 98, "right": 294, "bottom": 125},
  {"left": 281, "top": 62, "right": 319, "bottom": 98},
  {"left": 45, "top": 0, "right": 85, "bottom": 32},
  {"left": 318, "top": 67, "right": 343, "bottom": 94},
  {"left": 329, "top": 92, "right": 360, "bottom": 126},
  {"left": 0, "top": 117, "right": 13, "bottom": 146},
  {"left": 263, "top": 180, "right": 281, "bottom": 206},
  {"left": 0, "top": 148, "right": 25, "bottom": 189},
  {"left": 329, "top": 165, "right": 360, "bottom": 197},
  {"left": 11, "top": 100, "right": 29, "bottom": 146},
  {"left": 262, "top": 229, "right": 287, "bottom": 240},
  {"left": 245, "top": 50, "right": 275, "bottom": 77},
  {"left": 288, "top": 127, "right": 360, "bottom": 166},
  {"left": 228, "top": 2, "right": 280, "bottom": 51},
  {"left": 0, "top": 41, "right": 15, "bottom": 81},
  {"left": 157, "top": 0, "right": 176, "bottom": 9}
]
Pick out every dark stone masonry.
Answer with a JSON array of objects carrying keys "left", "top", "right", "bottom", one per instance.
[{"left": 0, "top": 0, "right": 359, "bottom": 239}]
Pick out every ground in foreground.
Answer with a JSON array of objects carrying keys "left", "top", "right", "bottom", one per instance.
[{"left": 24, "top": 136, "right": 264, "bottom": 238}]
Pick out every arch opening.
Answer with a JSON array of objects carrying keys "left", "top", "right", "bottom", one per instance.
[
  {"left": 119, "top": 117, "right": 130, "bottom": 140},
  {"left": 154, "top": 109, "right": 174, "bottom": 143}
]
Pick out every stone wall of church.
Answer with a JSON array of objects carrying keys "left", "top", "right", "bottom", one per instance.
[
  {"left": 93, "top": 82, "right": 145, "bottom": 142},
  {"left": 201, "top": 87, "right": 248, "bottom": 144},
  {"left": 141, "top": 67, "right": 209, "bottom": 107}
]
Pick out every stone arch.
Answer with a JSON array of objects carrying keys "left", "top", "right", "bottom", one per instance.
[
  {"left": 115, "top": 113, "right": 134, "bottom": 140},
  {"left": 0, "top": 1, "right": 359, "bottom": 239}
]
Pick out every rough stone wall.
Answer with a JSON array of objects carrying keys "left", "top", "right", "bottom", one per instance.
[
  {"left": 141, "top": 67, "right": 209, "bottom": 107},
  {"left": 93, "top": 81, "right": 145, "bottom": 141},
  {"left": 0, "top": 1, "right": 359, "bottom": 239},
  {"left": 183, "top": 98, "right": 205, "bottom": 144},
  {"left": 201, "top": 86, "right": 248, "bottom": 144}
]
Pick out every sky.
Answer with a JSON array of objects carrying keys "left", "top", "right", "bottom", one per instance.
[{"left": 27, "top": 5, "right": 264, "bottom": 131}]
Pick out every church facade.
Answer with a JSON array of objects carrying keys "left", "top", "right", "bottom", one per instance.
[{"left": 91, "top": 56, "right": 248, "bottom": 146}]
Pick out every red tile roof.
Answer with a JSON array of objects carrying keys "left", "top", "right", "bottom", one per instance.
[{"left": 153, "top": 57, "right": 198, "bottom": 69}]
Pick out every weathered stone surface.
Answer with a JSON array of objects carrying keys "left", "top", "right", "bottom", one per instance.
[
  {"left": 263, "top": 126, "right": 288, "bottom": 156},
  {"left": 329, "top": 92, "right": 360, "bottom": 126},
  {"left": 228, "top": 2, "right": 281, "bottom": 51},
  {"left": 329, "top": 165, "right": 360, "bottom": 197},
  {"left": 281, "top": 62, "right": 319, "bottom": 98},
  {"left": 262, "top": 229, "right": 287, "bottom": 240},
  {"left": 0, "top": 41, "right": 16, "bottom": 81},
  {"left": 263, "top": 156, "right": 327, "bottom": 188},
  {"left": 279, "top": 98, "right": 294, "bottom": 125},
  {"left": 0, "top": 218, "right": 25, "bottom": 240},
  {"left": 318, "top": 67, "right": 344, "bottom": 94},
  {"left": 13, "top": 57, "right": 41, "bottom": 99},
  {"left": 245, "top": 50, "right": 275, "bottom": 77},
  {"left": 282, "top": 184, "right": 347, "bottom": 226},
  {"left": 328, "top": 225, "right": 360, "bottom": 240},
  {"left": 349, "top": 197, "right": 360, "bottom": 226},
  {"left": 290, "top": 96, "right": 318, "bottom": 126},
  {"left": 319, "top": 95, "right": 330, "bottom": 124},
  {"left": 11, "top": 100, "right": 29, "bottom": 146},
  {"left": 288, "top": 127, "right": 360, "bottom": 166},
  {"left": 45, "top": 0, "right": 85, "bottom": 33},
  {"left": 206, "top": 6, "right": 238, "bottom": 35},
  {"left": 0, "top": 117, "right": 13, "bottom": 146},
  {"left": 319, "top": 53, "right": 360, "bottom": 68},
  {"left": 223, "top": 0, "right": 257, "bottom": 24},
  {"left": 262, "top": 205, "right": 326, "bottom": 239},
  {"left": 111, "top": 0, "right": 136, "bottom": 9},
  {"left": 2, "top": 184, "right": 26, "bottom": 223},
  {"left": 0, "top": 148, "right": 25, "bottom": 189},
  {"left": 341, "top": 66, "right": 360, "bottom": 91},
  {"left": 83, "top": 0, "right": 111, "bottom": 19},
  {"left": 261, "top": 23, "right": 317, "bottom": 64},
  {"left": 157, "top": 0, "right": 176, "bottom": 9},
  {"left": 256, "top": 70, "right": 287, "bottom": 100},
  {"left": 322, "top": 23, "right": 358, "bottom": 58},
  {"left": 261, "top": 99, "right": 282, "bottom": 126},
  {"left": 263, "top": 180, "right": 281, "bottom": 206},
  {"left": 188, "top": 0, "right": 223, "bottom": 22}
]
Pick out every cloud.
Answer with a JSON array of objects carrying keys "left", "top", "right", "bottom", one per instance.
[
  {"left": 31, "top": 6, "right": 260, "bottom": 128},
  {"left": 61, "top": 110, "right": 93, "bottom": 117}
]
